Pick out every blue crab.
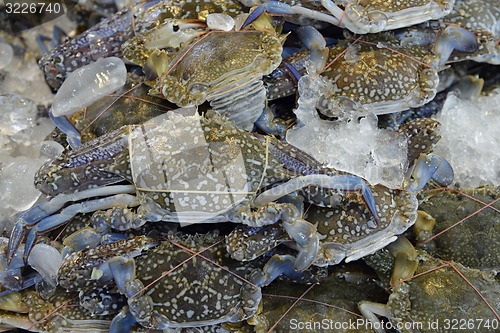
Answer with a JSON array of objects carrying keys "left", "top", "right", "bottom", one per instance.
[
  {"left": 242, "top": 0, "right": 456, "bottom": 34},
  {"left": 416, "top": 186, "right": 500, "bottom": 270},
  {"left": 0, "top": 287, "right": 113, "bottom": 332},
  {"left": 38, "top": 0, "right": 247, "bottom": 90},
  {"left": 49, "top": 232, "right": 302, "bottom": 332},
  {"left": 262, "top": 28, "right": 477, "bottom": 116},
  {"left": 226, "top": 118, "right": 452, "bottom": 270},
  {"left": 129, "top": 13, "right": 287, "bottom": 130},
  {"left": 8, "top": 110, "right": 381, "bottom": 274},
  {"left": 396, "top": 0, "right": 500, "bottom": 64},
  {"left": 360, "top": 238, "right": 500, "bottom": 333}
]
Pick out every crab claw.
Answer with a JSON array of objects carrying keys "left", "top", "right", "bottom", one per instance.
[
  {"left": 141, "top": 19, "right": 207, "bottom": 50},
  {"left": 387, "top": 236, "right": 418, "bottom": 286},
  {"left": 405, "top": 153, "right": 454, "bottom": 192},
  {"left": 49, "top": 110, "right": 82, "bottom": 148},
  {"left": 6, "top": 223, "right": 25, "bottom": 266},
  {"left": 1, "top": 238, "right": 42, "bottom": 293},
  {"left": 434, "top": 26, "right": 478, "bottom": 67},
  {"left": 296, "top": 26, "right": 329, "bottom": 73},
  {"left": 280, "top": 211, "right": 319, "bottom": 270},
  {"left": 108, "top": 256, "right": 137, "bottom": 298},
  {"left": 110, "top": 307, "right": 137, "bottom": 333},
  {"left": 254, "top": 106, "right": 290, "bottom": 136},
  {"left": 27, "top": 243, "right": 63, "bottom": 288},
  {"left": 255, "top": 174, "right": 380, "bottom": 224},
  {"left": 249, "top": 254, "right": 304, "bottom": 287},
  {"left": 241, "top": 1, "right": 295, "bottom": 29}
]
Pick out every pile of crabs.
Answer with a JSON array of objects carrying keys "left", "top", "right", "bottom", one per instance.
[{"left": 0, "top": 0, "right": 499, "bottom": 332}]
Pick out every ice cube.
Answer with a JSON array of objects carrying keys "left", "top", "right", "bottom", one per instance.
[
  {"left": 51, "top": 57, "right": 127, "bottom": 117},
  {"left": 433, "top": 89, "right": 500, "bottom": 187}
]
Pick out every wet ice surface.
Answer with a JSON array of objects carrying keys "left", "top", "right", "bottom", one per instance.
[
  {"left": 0, "top": 95, "right": 63, "bottom": 232},
  {"left": 0, "top": 48, "right": 54, "bottom": 105},
  {"left": 0, "top": 18, "right": 75, "bottom": 233},
  {"left": 433, "top": 89, "right": 500, "bottom": 187},
  {"left": 207, "top": 13, "right": 235, "bottom": 31},
  {"left": 0, "top": 42, "right": 13, "bottom": 70},
  {"left": 287, "top": 73, "right": 408, "bottom": 188}
]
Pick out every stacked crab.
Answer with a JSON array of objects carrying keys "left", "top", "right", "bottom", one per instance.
[{"left": 0, "top": 0, "right": 498, "bottom": 332}]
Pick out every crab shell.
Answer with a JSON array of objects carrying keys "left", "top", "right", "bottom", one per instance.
[
  {"left": 304, "top": 186, "right": 418, "bottom": 265},
  {"left": 318, "top": 34, "right": 439, "bottom": 116},
  {"left": 338, "top": 0, "right": 455, "bottom": 33},
  {"left": 122, "top": 234, "right": 261, "bottom": 329},
  {"left": 388, "top": 252, "right": 500, "bottom": 331},
  {"left": 34, "top": 112, "right": 293, "bottom": 224},
  {"left": 145, "top": 30, "right": 285, "bottom": 129}
]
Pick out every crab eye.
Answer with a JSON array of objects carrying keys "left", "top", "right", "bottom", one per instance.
[{"left": 53, "top": 55, "right": 64, "bottom": 64}]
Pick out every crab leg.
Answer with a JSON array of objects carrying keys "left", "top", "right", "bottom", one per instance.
[
  {"left": 7, "top": 184, "right": 136, "bottom": 264},
  {"left": 21, "top": 194, "right": 139, "bottom": 263},
  {"left": 255, "top": 174, "right": 380, "bottom": 223},
  {"left": 358, "top": 301, "right": 390, "bottom": 333},
  {"left": 249, "top": 254, "right": 305, "bottom": 287},
  {"left": 0, "top": 241, "right": 42, "bottom": 293},
  {"left": 110, "top": 307, "right": 137, "bottom": 333},
  {"left": 433, "top": 26, "right": 478, "bottom": 66},
  {"left": 405, "top": 153, "right": 454, "bottom": 192},
  {"left": 49, "top": 109, "right": 82, "bottom": 148}
]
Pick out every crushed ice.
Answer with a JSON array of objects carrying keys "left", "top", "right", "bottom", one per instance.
[
  {"left": 433, "top": 89, "right": 500, "bottom": 187},
  {"left": 0, "top": 94, "right": 63, "bottom": 231},
  {"left": 286, "top": 71, "right": 408, "bottom": 188},
  {"left": 207, "top": 13, "right": 235, "bottom": 31},
  {"left": 0, "top": 42, "right": 13, "bottom": 70}
]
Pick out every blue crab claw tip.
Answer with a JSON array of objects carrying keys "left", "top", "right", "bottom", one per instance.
[
  {"left": 360, "top": 183, "right": 380, "bottom": 224},
  {"left": 435, "top": 26, "right": 478, "bottom": 66},
  {"left": 110, "top": 308, "right": 137, "bottom": 333},
  {"left": 408, "top": 153, "right": 454, "bottom": 192},
  {"left": 242, "top": 2, "right": 295, "bottom": 29},
  {"left": 296, "top": 26, "right": 328, "bottom": 72},
  {"left": 108, "top": 256, "right": 135, "bottom": 296},
  {"left": 242, "top": 5, "right": 264, "bottom": 29},
  {"left": 7, "top": 223, "right": 24, "bottom": 266}
]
